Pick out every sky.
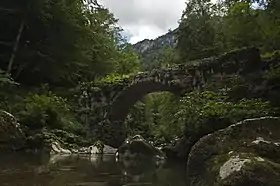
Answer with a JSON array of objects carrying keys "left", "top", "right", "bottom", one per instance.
[{"left": 99, "top": 0, "right": 186, "bottom": 44}]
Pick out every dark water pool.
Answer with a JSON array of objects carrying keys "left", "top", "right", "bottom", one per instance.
[{"left": 0, "top": 153, "right": 186, "bottom": 186}]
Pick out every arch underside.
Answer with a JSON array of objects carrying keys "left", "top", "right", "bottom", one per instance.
[{"left": 109, "top": 81, "right": 184, "bottom": 123}]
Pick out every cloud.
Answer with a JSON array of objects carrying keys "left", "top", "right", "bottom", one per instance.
[{"left": 99, "top": 0, "right": 185, "bottom": 44}]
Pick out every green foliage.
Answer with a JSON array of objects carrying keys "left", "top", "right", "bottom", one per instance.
[
  {"left": 124, "top": 92, "right": 183, "bottom": 144},
  {"left": 125, "top": 90, "right": 275, "bottom": 146},
  {"left": 0, "top": 0, "right": 143, "bottom": 150},
  {"left": 174, "top": 91, "right": 275, "bottom": 141},
  {"left": 261, "top": 50, "right": 280, "bottom": 58},
  {"left": 25, "top": 128, "right": 92, "bottom": 150},
  {"left": 177, "top": 0, "right": 219, "bottom": 61},
  {"left": 145, "top": 93, "right": 182, "bottom": 143},
  {"left": 125, "top": 101, "right": 149, "bottom": 138},
  {"left": 99, "top": 73, "right": 133, "bottom": 84},
  {"left": 0, "top": 0, "right": 279, "bottom": 152},
  {"left": 223, "top": 2, "right": 261, "bottom": 48},
  {"left": 0, "top": 72, "right": 22, "bottom": 113},
  {"left": 51, "top": 129, "right": 91, "bottom": 146},
  {"left": 114, "top": 44, "right": 140, "bottom": 75},
  {"left": 0, "top": 0, "right": 140, "bottom": 86},
  {"left": 177, "top": 0, "right": 280, "bottom": 62},
  {"left": 139, "top": 45, "right": 179, "bottom": 71},
  {"left": 18, "top": 92, "right": 83, "bottom": 132}
]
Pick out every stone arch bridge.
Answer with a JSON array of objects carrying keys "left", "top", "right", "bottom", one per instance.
[{"left": 77, "top": 47, "right": 262, "bottom": 147}]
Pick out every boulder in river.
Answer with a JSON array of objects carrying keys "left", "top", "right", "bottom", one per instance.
[
  {"left": 187, "top": 117, "right": 280, "bottom": 186},
  {"left": 116, "top": 135, "right": 166, "bottom": 161},
  {"left": 116, "top": 135, "right": 165, "bottom": 178}
]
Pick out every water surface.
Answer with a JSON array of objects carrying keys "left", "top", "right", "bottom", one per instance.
[{"left": 0, "top": 153, "right": 186, "bottom": 186}]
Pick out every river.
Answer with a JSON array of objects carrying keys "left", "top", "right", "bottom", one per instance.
[{"left": 0, "top": 153, "right": 187, "bottom": 186}]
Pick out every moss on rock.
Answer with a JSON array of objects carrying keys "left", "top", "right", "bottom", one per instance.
[{"left": 187, "top": 117, "right": 280, "bottom": 186}]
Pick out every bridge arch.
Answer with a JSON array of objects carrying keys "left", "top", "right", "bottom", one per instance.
[{"left": 109, "top": 80, "right": 184, "bottom": 123}]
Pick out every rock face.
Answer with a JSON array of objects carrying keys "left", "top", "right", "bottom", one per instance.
[
  {"left": 133, "top": 30, "right": 176, "bottom": 55},
  {"left": 0, "top": 110, "right": 25, "bottom": 151},
  {"left": 187, "top": 117, "right": 280, "bottom": 186},
  {"left": 133, "top": 29, "right": 177, "bottom": 71}
]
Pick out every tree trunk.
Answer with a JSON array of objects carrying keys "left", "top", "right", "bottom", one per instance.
[{"left": 6, "top": 19, "right": 25, "bottom": 75}]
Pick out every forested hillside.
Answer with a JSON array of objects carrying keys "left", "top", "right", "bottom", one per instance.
[
  {"left": 133, "top": 29, "right": 176, "bottom": 71},
  {"left": 0, "top": 0, "right": 280, "bottom": 156}
]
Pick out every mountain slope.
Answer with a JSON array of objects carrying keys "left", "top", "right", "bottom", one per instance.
[{"left": 133, "top": 29, "right": 177, "bottom": 71}]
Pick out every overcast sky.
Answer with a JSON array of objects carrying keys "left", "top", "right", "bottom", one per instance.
[{"left": 99, "top": 0, "right": 186, "bottom": 44}]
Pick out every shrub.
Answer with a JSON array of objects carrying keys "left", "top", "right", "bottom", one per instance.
[
  {"left": 18, "top": 92, "right": 83, "bottom": 133},
  {"left": 175, "top": 91, "right": 276, "bottom": 142},
  {"left": 0, "top": 73, "right": 21, "bottom": 113}
]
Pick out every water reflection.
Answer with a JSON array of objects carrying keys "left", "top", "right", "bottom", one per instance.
[{"left": 0, "top": 153, "right": 186, "bottom": 186}]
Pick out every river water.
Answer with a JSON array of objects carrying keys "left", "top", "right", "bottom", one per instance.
[{"left": 0, "top": 153, "right": 186, "bottom": 186}]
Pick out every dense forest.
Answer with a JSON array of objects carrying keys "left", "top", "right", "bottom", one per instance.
[{"left": 0, "top": 0, "right": 280, "bottom": 154}]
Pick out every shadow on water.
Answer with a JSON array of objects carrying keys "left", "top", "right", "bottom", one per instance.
[{"left": 0, "top": 153, "right": 187, "bottom": 186}]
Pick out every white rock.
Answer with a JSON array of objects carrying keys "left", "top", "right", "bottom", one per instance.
[
  {"left": 89, "top": 145, "right": 100, "bottom": 154},
  {"left": 51, "top": 142, "right": 61, "bottom": 153},
  {"left": 51, "top": 142, "right": 71, "bottom": 154},
  {"left": 219, "top": 155, "right": 251, "bottom": 180},
  {"left": 60, "top": 148, "right": 71, "bottom": 154}
]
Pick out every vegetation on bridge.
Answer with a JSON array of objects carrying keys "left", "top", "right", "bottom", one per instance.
[{"left": 0, "top": 0, "right": 280, "bottom": 152}]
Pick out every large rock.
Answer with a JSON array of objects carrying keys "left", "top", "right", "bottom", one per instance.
[
  {"left": 116, "top": 135, "right": 166, "bottom": 161},
  {"left": 0, "top": 110, "right": 25, "bottom": 151},
  {"left": 116, "top": 135, "right": 165, "bottom": 179},
  {"left": 187, "top": 117, "right": 280, "bottom": 186}
]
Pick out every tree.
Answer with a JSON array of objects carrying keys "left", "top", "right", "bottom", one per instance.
[
  {"left": 114, "top": 44, "right": 140, "bottom": 75},
  {"left": 177, "top": 0, "right": 280, "bottom": 62},
  {"left": 177, "top": 0, "right": 219, "bottom": 61},
  {"left": 0, "top": 0, "right": 130, "bottom": 86}
]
